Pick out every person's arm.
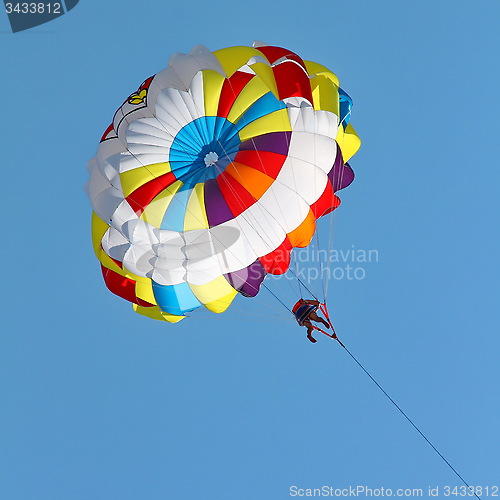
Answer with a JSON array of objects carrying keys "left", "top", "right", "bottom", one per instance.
[{"left": 303, "top": 299, "right": 320, "bottom": 306}]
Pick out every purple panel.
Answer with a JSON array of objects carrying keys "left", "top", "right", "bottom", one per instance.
[
  {"left": 204, "top": 179, "right": 234, "bottom": 227},
  {"left": 328, "top": 144, "right": 355, "bottom": 192},
  {"left": 225, "top": 260, "right": 267, "bottom": 298},
  {"left": 238, "top": 131, "right": 291, "bottom": 156}
]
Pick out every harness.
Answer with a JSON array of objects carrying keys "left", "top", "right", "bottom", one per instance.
[
  {"left": 293, "top": 302, "right": 318, "bottom": 325},
  {"left": 292, "top": 300, "right": 340, "bottom": 342}
]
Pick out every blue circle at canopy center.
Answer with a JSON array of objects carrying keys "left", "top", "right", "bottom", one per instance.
[{"left": 169, "top": 116, "right": 241, "bottom": 185}]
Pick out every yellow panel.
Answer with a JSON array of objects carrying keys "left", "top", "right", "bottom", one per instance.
[
  {"left": 135, "top": 280, "right": 158, "bottom": 305},
  {"left": 98, "top": 250, "right": 151, "bottom": 284},
  {"left": 160, "top": 312, "right": 186, "bottom": 323},
  {"left": 141, "top": 180, "right": 183, "bottom": 228},
  {"left": 336, "top": 123, "right": 361, "bottom": 162},
  {"left": 213, "top": 46, "right": 264, "bottom": 77},
  {"left": 204, "top": 290, "right": 238, "bottom": 314},
  {"left": 311, "top": 75, "right": 340, "bottom": 115},
  {"left": 203, "top": 70, "right": 227, "bottom": 116},
  {"left": 91, "top": 211, "right": 109, "bottom": 258},
  {"left": 92, "top": 212, "right": 131, "bottom": 276},
  {"left": 184, "top": 183, "right": 209, "bottom": 231},
  {"left": 250, "top": 62, "right": 279, "bottom": 99},
  {"left": 189, "top": 276, "right": 237, "bottom": 314},
  {"left": 238, "top": 109, "right": 291, "bottom": 142},
  {"left": 304, "top": 60, "right": 340, "bottom": 86},
  {"left": 98, "top": 251, "right": 124, "bottom": 275},
  {"left": 120, "top": 162, "right": 171, "bottom": 198},
  {"left": 133, "top": 303, "right": 185, "bottom": 323},
  {"left": 122, "top": 266, "right": 150, "bottom": 283},
  {"left": 226, "top": 76, "right": 271, "bottom": 123}
]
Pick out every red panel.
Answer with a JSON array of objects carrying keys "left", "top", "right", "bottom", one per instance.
[
  {"left": 272, "top": 63, "right": 314, "bottom": 102},
  {"left": 217, "top": 71, "right": 255, "bottom": 118},
  {"left": 101, "top": 265, "right": 154, "bottom": 307},
  {"left": 139, "top": 75, "right": 154, "bottom": 91},
  {"left": 256, "top": 46, "right": 313, "bottom": 103},
  {"left": 126, "top": 172, "right": 176, "bottom": 216},
  {"left": 100, "top": 123, "right": 114, "bottom": 142},
  {"left": 234, "top": 150, "right": 286, "bottom": 179},
  {"left": 311, "top": 182, "right": 341, "bottom": 219},
  {"left": 127, "top": 75, "right": 155, "bottom": 104},
  {"left": 216, "top": 172, "right": 257, "bottom": 217},
  {"left": 259, "top": 237, "right": 292, "bottom": 275},
  {"left": 256, "top": 46, "right": 305, "bottom": 66}
]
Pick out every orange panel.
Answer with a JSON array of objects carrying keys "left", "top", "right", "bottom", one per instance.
[
  {"left": 225, "top": 162, "right": 274, "bottom": 200},
  {"left": 287, "top": 209, "right": 316, "bottom": 248}
]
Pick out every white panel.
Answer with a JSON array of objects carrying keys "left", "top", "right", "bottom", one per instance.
[
  {"left": 128, "top": 117, "right": 174, "bottom": 141},
  {"left": 102, "top": 227, "right": 129, "bottom": 262},
  {"left": 127, "top": 129, "right": 173, "bottom": 149},
  {"left": 187, "top": 71, "right": 206, "bottom": 118},
  {"left": 287, "top": 132, "right": 338, "bottom": 174},
  {"left": 257, "top": 181, "right": 311, "bottom": 233},
  {"left": 156, "top": 89, "right": 192, "bottom": 132},
  {"left": 275, "top": 156, "right": 328, "bottom": 205}
]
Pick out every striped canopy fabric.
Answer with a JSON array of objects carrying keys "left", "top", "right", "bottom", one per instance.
[{"left": 86, "top": 42, "right": 360, "bottom": 322}]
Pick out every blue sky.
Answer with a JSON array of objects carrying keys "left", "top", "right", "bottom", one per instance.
[{"left": 1, "top": 1, "right": 499, "bottom": 499}]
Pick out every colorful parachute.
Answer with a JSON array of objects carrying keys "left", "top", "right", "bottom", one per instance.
[{"left": 86, "top": 42, "right": 360, "bottom": 322}]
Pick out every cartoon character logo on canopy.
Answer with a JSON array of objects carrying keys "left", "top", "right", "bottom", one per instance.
[{"left": 86, "top": 42, "right": 360, "bottom": 323}]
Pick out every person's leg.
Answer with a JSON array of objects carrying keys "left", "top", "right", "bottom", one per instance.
[
  {"left": 309, "top": 311, "right": 330, "bottom": 329},
  {"left": 303, "top": 320, "right": 317, "bottom": 343}
]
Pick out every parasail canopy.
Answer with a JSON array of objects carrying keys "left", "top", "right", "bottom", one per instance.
[{"left": 86, "top": 42, "right": 360, "bottom": 322}]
